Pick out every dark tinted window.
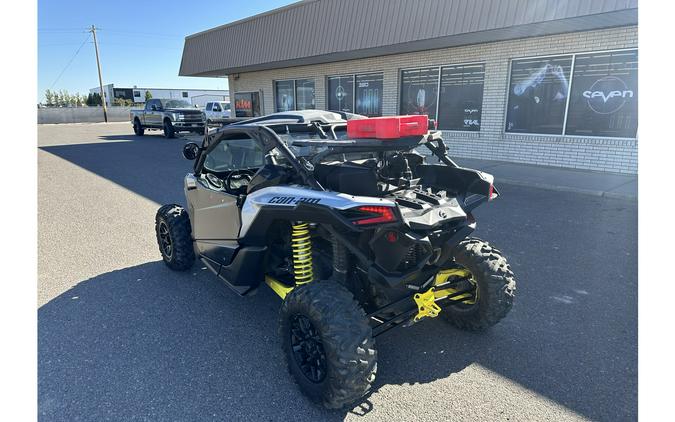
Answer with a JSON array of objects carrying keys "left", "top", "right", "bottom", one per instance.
[
  {"left": 506, "top": 55, "right": 573, "bottom": 134},
  {"left": 206, "top": 103, "right": 212, "bottom": 111},
  {"left": 327, "top": 75, "right": 354, "bottom": 113},
  {"left": 295, "top": 79, "right": 315, "bottom": 110},
  {"left": 355, "top": 73, "right": 383, "bottom": 116},
  {"left": 438, "top": 64, "right": 485, "bottom": 131},
  {"left": 400, "top": 67, "right": 439, "bottom": 120},
  {"left": 275, "top": 80, "right": 295, "bottom": 112},
  {"left": 565, "top": 50, "right": 638, "bottom": 138},
  {"left": 182, "top": 91, "right": 188, "bottom": 98},
  {"left": 203, "top": 137, "right": 264, "bottom": 172}
]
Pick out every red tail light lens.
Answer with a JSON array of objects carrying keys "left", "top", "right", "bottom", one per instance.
[
  {"left": 487, "top": 184, "right": 494, "bottom": 201},
  {"left": 352, "top": 206, "right": 397, "bottom": 225}
]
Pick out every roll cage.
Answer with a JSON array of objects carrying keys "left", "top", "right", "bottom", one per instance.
[{"left": 192, "top": 117, "right": 498, "bottom": 210}]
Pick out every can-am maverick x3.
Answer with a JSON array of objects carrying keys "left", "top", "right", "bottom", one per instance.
[{"left": 155, "top": 110, "right": 516, "bottom": 408}]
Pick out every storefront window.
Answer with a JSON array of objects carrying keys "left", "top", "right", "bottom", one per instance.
[
  {"left": 295, "top": 79, "right": 315, "bottom": 110},
  {"left": 438, "top": 64, "right": 485, "bottom": 131},
  {"left": 565, "top": 50, "right": 638, "bottom": 138},
  {"left": 400, "top": 67, "right": 439, "bottom": 120},
  {"left": 327, "top": 75, "right": 354, "bottom": 113},
  {"left": 275, "top": 80, "right": 295, "bottom": 112},
  {"left": 355, "top": 73, "right": 382, "bottom": 116},
  {"left": 234, "top": 92, "right": 261, "bottom": 117},
  {"left": 505, "top": 55, "right": 573, "bottom": 134}
]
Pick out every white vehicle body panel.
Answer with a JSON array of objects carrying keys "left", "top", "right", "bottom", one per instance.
[{"left": 239, "top": 185, "right": 395, "bottom": 237}]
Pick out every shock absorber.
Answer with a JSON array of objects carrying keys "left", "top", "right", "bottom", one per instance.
[{"left": 291, "top": 222, "right": 313, "bottom": 285}]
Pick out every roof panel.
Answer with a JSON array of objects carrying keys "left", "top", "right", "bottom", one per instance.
[{"left": 179, "top": 0, "right": 637, "bottom": 76}]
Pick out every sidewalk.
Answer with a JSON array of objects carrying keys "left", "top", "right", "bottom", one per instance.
[{"left": 452, "top": 158, "right": 637, "bottom": 201}]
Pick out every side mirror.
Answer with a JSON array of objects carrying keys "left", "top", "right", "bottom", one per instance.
[{"left": 182, "top": 142, "right": 200, "bottom": 160}]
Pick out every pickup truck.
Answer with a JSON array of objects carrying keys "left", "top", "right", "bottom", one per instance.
[
  {"left": 202, "top": 101, "right": 231, "bottom": 126},
  {"left": 131, "top": 98, "right": 204, "bottom": 138}
]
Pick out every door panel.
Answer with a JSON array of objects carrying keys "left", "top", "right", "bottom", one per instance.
[{"left": 187, "top": 179, "right": 241, "bottom": 240}]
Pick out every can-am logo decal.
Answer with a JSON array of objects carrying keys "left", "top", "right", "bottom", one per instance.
[
  {"left": 268, "top": 196, "right": 321, "bottom": 205},
  {"left": 582, "top": 76, "right": 634, "bottom": 114}
]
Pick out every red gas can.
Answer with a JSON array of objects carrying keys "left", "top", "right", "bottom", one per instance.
[{"left": 347, "top": 115, "right": 429, "bottom": 139}]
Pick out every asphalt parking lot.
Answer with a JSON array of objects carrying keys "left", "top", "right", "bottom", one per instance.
[{"left": 38, "top": 123, "right": 637, "bottom": 421}]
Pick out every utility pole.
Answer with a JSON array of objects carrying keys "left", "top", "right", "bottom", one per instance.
[{"left": 90, "top": 25, "right": 108, "bottom": 122}]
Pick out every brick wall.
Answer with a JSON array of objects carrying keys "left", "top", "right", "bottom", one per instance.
[{"left": 229, "top": 26, "right": 638, "bottom": 174}]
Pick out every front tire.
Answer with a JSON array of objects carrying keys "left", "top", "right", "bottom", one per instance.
[
  {"left": 155, "top": 204, "right": 195, "bottom": 271},
  {"left": 133, "top": 119, "right": 144, "bottom": 136},
  {"left": 441, "top": 238, "right": 516, "bottom": 331},
  {"left": 163, "top": 120, "right": 176, "bottom": 138},
  {"left": 279, "top": 282, "right": 377, "bottom": 409}
]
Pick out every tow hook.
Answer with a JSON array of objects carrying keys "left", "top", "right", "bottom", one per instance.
[{"left": 413, "top": 288, "right": 441, "bottom": 322}]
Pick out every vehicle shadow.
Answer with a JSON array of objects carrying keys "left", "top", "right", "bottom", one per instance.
[
  {"left": 39, "top": 134, "right": 193, "bottom": 206},
  {"left": 38, "top": 261, "right": 345, "bottom": 421},
  {"left": 39, "top": 256, "right": 636, "bottom": 421}
]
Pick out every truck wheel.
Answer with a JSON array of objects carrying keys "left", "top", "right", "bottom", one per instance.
[
  {"left": 163, "top": 120, "right": 176, "bottom": 138},
  {"left": 133, "top": 119, "right": 144, "bottom": 136},
  {"left": 155, "top": 204, "right": 194, "bottom": 271},
  {"left": 441, "top": 238, "right": 516, "bottom": 331},
  {"left": 279, "top": 281, "right": 377, "bottom": 409}
]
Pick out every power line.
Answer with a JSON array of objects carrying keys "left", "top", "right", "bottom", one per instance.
[
  {"left": 99, "top": 29, "right": 184, "bottom": 39},
  {"left": 48, "top": 33, "right": 91, "bottom": 90}
]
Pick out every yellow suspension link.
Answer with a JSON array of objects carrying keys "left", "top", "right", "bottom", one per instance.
[
  {"left": 413, "top": 268, "right": 477, "bottom": 322},
  {"left": 291, "top": 222, "right": 313, "bottom": 285}
]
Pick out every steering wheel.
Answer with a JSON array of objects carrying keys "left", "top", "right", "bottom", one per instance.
[{"left": 225, "top": 170, "right": 253, "bottom": 194}]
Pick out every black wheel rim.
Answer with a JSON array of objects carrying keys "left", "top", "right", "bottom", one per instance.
[
  {"left": 158, "top": 221, "right": 173, "bottom": 259},
  {"left": 290, "top": 314, "right": 327, "bottom": 383}
]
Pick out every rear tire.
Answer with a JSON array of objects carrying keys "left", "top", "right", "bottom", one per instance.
[
  {"left": 441, "top": 238, "right": 516, "bottom": 331},
  {"left": 155, "top": 204, "right": 194, "bottom": 271},
  {"left": 133, "top": 119, "right": 144, "bottom": 136},
  {"left": 163, "top": 120, "right": 176, "bottom": 138},
  {"left": 279, "top": 282, "right": 377, "bottom": 409}
]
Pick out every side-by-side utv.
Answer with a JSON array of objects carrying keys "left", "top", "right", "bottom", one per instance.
[{"left": 155, "top": 110, "right": 516, "bottom": 408}]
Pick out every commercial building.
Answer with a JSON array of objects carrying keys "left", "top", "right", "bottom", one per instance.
[
  {"left": 180, "top": 0, "right": 638, "bottom": 173},
  {"left": 89, "top": 84, "right": 229, "bottom": 107}
]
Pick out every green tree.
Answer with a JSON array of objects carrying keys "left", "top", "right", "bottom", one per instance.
[
  {"left": 64, "top": 90, "right": 72, "bottom": 107},
  {"left": 44, "top": 89, "right": 54, "bottom": 107},
  {"left": 145, "top": 90, "right": 152, "bottom": 101},
  {"left": 86, "top": 93, "right": 102, "bottom": 106}
]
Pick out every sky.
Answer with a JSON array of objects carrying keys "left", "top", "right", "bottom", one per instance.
[{"left": 38, "top": 0, "right": 297, "bottom": 102}]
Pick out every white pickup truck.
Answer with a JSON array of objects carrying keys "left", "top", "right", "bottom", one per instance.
[{"left": 202, "top": 101, "right": 232, "bottom": 126}]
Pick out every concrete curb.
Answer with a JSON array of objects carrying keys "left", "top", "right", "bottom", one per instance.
[{"left": 498, "top": 178, "right": 637, "bottom": 201}]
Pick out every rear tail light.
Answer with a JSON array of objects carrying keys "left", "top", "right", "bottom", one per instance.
[
  {"left": 487, "top": 184, "right": 494, "bottom": 201},
  {"left": 350, "top": 206, "right": 397, "bottom": 225}
]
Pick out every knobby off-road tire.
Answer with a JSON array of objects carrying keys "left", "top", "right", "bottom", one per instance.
[
  {"left": 163, "top": 120, "right": 176, "bottom": 138},
  {"left": 441, "top": 238, "right": 516, "bottom": 331},
  {"left": 133, "top": 119, "right": 144, "bottom": 136},
  {"left": 279, "top": 282, "right": 377, "bottom": 409},
  {"left": 155, "top": 204, "right": 195, "bottom": 271}
]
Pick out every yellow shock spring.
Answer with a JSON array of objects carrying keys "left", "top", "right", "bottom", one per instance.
[{"left": 291, "top": 222, "right": 313, "bottom": 285}]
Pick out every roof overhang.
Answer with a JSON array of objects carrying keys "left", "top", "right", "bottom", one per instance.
[{"left": 179, "top": 0, "right": 637, "bottom": 77}]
